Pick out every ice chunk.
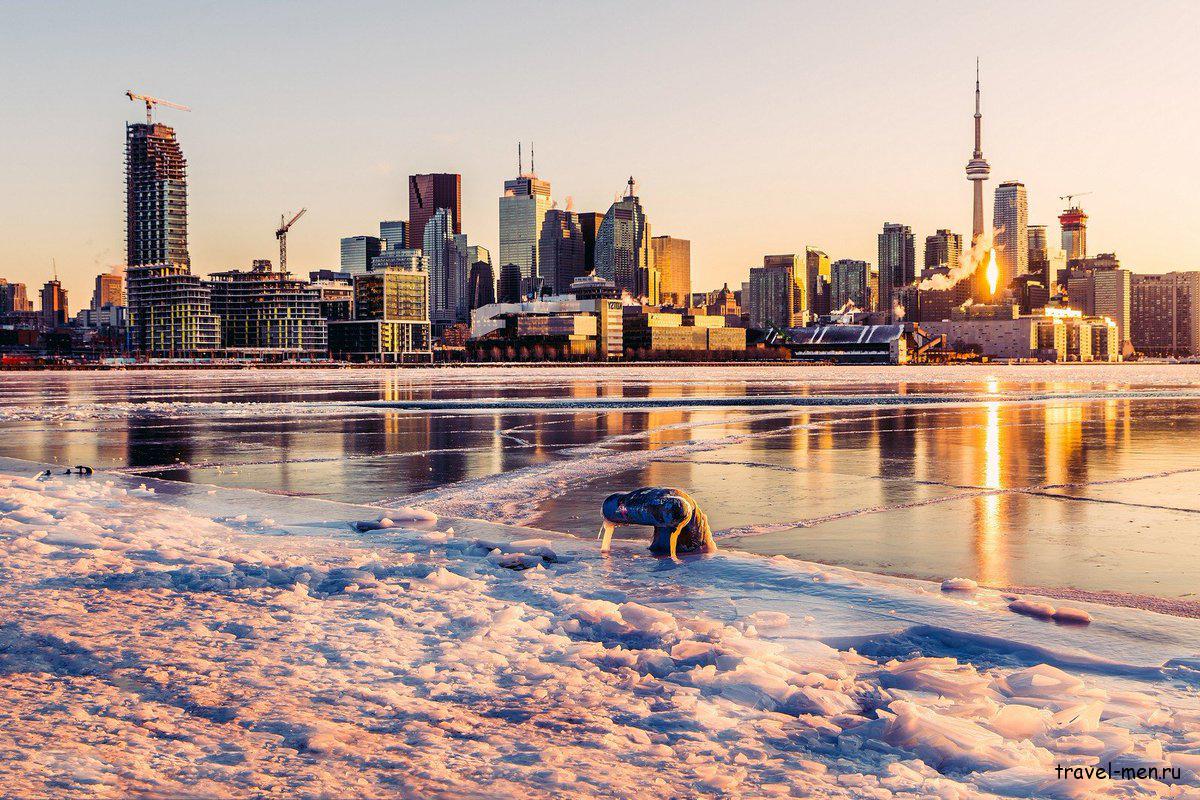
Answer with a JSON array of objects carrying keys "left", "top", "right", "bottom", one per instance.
[
  {"left": 1008, "top": 599, "right": 1056, "bottom": 619},
  {"left": 941, "top": 577, "right": 978, "bottom": 592}
]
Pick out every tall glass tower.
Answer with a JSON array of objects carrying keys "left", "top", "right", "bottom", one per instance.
[
  {"left": 993, "top": 180, "right": 1029, "bottom": 293},
  {"left": 499, "top": 174, "right": 552, "bottom": 282},
  {"left": 126, "top": 122, "right": 189, "bottom": 267}
]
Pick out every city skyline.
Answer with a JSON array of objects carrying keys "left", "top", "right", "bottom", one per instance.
[{"left": 2, "top": 2, "right": 1198, "bottom": 305}]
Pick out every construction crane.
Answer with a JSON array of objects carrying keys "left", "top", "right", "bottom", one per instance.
[
  {"left": 275, "top": 208, "right": 307, "bottom": 274},
  {"left": 1059, "top": 191, "right": 1092, "bottom": 208},
  {"left": 125, "top": 90, "right": 191, "bottom": 124}
]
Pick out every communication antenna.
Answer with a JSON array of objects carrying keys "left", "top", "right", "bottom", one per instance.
[
  {"left": 518, "top": 142, "right": 522, "bottom": 176},
  {"left": 531, "top": 141, "right": 535, "bottom": 175}
]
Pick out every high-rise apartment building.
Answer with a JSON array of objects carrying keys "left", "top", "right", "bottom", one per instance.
[
  {"left": 747, "top": 255, "right": 806, "bottom": 330},
  {"left": 126, "top": 122, "right": 189, "bottom": 267},
  {"left": 499, "top": 174, "right": 552, "bottom": 282},
  {"left": 1026, "top": 225, "right": 1051, "bottom": 291},
  {"left": 1064, "top": 254, "right": 1131, "bottom": 351},
  {"left": 340, "top": 236, "right": 382, "bottom": 276},
  {"left": 126, "top": 263, "right": 221, "bottom": 356},
  {"left": 0, "top": 281, "right": 32, "bottom": 314},
  {"left": 831, "top": 259, "right": 871, "bottom": 311},
  {"left": 578, "top": 212, "right": 604, "bottom": 274},
  {"left": 993, "top": 181, "right": 1028, "bottom": 294},
  {"left": 408, "top": 173, "right": 461, "bottom": 248},
  {"left": 379, "top": 221, "right": 407, "bottom": 251},
  {"left": 423, "top": 208, "right": 457, "bottom": 327},
  {"left": 328, "top": 265, "right": 431, "bottom": 362},
  {"left": 1131, "top": 271, "right": 1200, "bottom": 357},
  {"left": 1060, "top": 205, "right": 1088, "bottom": 261},
  {"left": 40, "top": 280, "right": 69, "bottom": 328},
  {"left": 805, "top": 248, "right": 831, "bottom": 316},
  {"left": 205, "top": 261, "right": 327, "bottom": 355},
  {"left": 924, "top": 229, "right": 962, "bottom": 272},
  {"left": 877, "top": 223, "right": 916, "bottom": 320},
  {"left": 651, "top": 236, "right": 691, "bottom": 307},
  {"left": 596, "top": 178, "right": 657, "bottom": 302},
  {"left": 540, "top": 209, "right": 586, "bottom": 296}
]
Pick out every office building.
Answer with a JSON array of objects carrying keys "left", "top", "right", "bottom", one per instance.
[
  {"left": 469, "top": 261, "right": 496, "bottom": 310},
  {"left": 747, "top": 255, "right": 806, "bottom": 330},
  {"left": 878, "top": 223, "right": 916, "bottom": 320},
  {"left": 340, "top": 236, "right": 382, "bottom": 276},
  {"left": 540, "top": 209, "right": 586, "bottom": 295},
  {"left": 371, "top": 248, "right": 428, "bottom": 274},
  {"left": 205, "top": 261, "right": 327, "bottom": 356},
  {"left": 499, "top": 173, "right": 552, "bottom": 282},
  {"left": 408, "top": 173, "right": 461, "bottom": 248},
  {"left": 925, "top": 229, "right": 962, "bottom": 272},
  {"left": 469, "top": 293, "right": 624, "bottom": 361},
  {"left": 1060, "top": 204, "right": 1088, "bottom": 261},
  {"left": 423, "top": 208, "right": 457, "bottom": 327},
  {"left": 329, "top": 266, "right": 432, "bottom": 362},
  {"left": 126, "top": 263, "right": 221, "bottom": 356},
  {"left": 92, "top": 272, "right": 124, "bottom": 311},
  {"left": 498, "top": 263, "right": 522, "bottom": 303},
  {"left": 651, "top": 236, "right": 691, "bottom": 307},
  {"left": 1131, "top": 271, "right": 1200, "bottom": 357},
  {"left": 40, "top": 280, "right": 69, "bottom": 328},
  {"left": 831, "top": 259, "right": 871, "bottom": 310},
  {"left": 805, "top": 248, "right": 831, "bottom": 316},
  {"left": 379, "top": 221, "right": 407, "bottom": 251},
  {"left": 0, "top": 280, "right": 32, "bottom": 314},
  {"left": 126, "top": 121, "right": 189, "bottom": 267},
  {"left": 1027, "top": 225, "right": 1051, "bottom": 291},
  {"left": 578, "top": 211, "right": 604, "bottom": 274},
  {"left": 993, "top": 180, "right": 1028, "bottom": 293},
  {"left": 595, "top": 178, "right": 657, "bottom": 302}
]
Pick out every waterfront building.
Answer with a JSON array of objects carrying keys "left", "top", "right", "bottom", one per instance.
[
  {"left": 595, "top": 178, "right": 657, "bottom": 302},
  {"left": 831, "top": 259, "right": 870, "bottom": 310},
  {"left": 126, "top": 121, "right": 189, "bottom": 267},
  {"left": 878, "top": 223, "right": 916, "bottom": 320},
  {"left": 40, "top": 280, "right": 69, "bottom": 328},
  {"left": 993, "top": 180, "right": 1029, "bottom": 292},
  {"left": 651, "top": 236, "right": 691, "bottom": 307},
  {"left": 1131, "top": 271, "right": 1200, "bottom": 356},
  {"left": 328, "top": 266, "right": 431, "bottom": 362},
  {"left": 469, "top": 294, "right": 624, "bottom": 361},
  {"left": 747, "top": 255, "right": 806, "bottom": 330},
  {"left": 205, "top": 261, "right": 327, "bottom": 357},
  {"left": 379, "top": 221, "right": 407, "bottom": 251},
  {"left": 340, "top": 236, "right": 382, "bottom": 276},
  {"left": 924, "top": 229, "right": 962, "bottom": 272},
  {"left": 0, "top": 280, "right": 33, "bottom": 314},
  {"left": 1063, "top": 254, "right": 1131, "bottom": 351},
  {"left": 540, "top": 209, "right": 585, "bottom": 296},
  {"left": 408, "top": 173, "right": 461, "bottom": 248},
  {"left": 312, "top": 278, "right": 354, "bottom": 322},
  {"left": 499, "top": 173, "right": 552, "bottom": 283},
  {"left": 126, "top": 263, "right": 220, "bottom": 356}
]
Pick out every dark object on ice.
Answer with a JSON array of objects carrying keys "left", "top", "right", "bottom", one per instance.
[
  {"left": 599, "top": 487, "right": 716, "bottom": 558},
  {"left": 69, "top": 465, "right": 93, "bottom": 475}
]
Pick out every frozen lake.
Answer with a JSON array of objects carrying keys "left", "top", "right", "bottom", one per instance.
[{"left": 4, "top": 363, "right": 1199, "bottom": 600}]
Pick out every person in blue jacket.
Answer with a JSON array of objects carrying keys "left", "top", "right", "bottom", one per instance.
[{"left": 598, "top": 487, "right": 717, "bottom": 558}]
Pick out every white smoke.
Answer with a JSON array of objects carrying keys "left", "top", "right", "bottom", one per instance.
[
  {"left": 892, "top": 302, "right": 906, "bottom": 320},
  {"left": 917, "top": 227, "right": 1000, "bottom": 291},
  {"left": 565, "top": 195, "right": 575, "bottom": 212}
]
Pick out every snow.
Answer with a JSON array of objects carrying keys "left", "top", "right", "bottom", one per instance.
[{"left": 1, "top": 468, "right": 1198, "bottom": 798}]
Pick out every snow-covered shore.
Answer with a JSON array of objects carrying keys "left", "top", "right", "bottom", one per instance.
[{"left": 2, "top": 468, "right": 1199, "bottom": 799}]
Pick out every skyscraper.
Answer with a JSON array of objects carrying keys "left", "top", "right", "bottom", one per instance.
[
  {"left": 993, "top": 181, "right": 1029, "bottom": 294},
  {"left": 965, "top": 60, "right": 991, "bottom": 246},
  {"left": 451, "top": 233, "right": 472, "bottom": 323},
  {"left": 379, "top": 221, "right": 407, "bottom": 251},
  {"left": 877, "top": 223, "right": 916, "bottom": 320},
  {"left": 651, "top": 236, "right": 691, "bottom": 307},
  {"left": 747, "top": 255, "right": 805, "bottom": 330},
  {"left": 1060, "top": 204, "right": 1088, "bottom": 261},
  {"left": 126, "top": 121, "right": 189, "bottom": 267},
  {"left": 924, "top": 229, "right": 962, "bottom": 271},
  {"left": 468, "top": 261, "right": 496, "bottom": 310},
  {"left": 831, "top": 259, "right": 870, "bottom": 311},
  {"left": 595, "top": 177, "right": 657, "bottom": 302},
  {"left": 540, "top": 209, "right": 585, "bottom": 295},
  {"left": 1026, "top": 225, "right": 1050, "bottom": 290},
  {"left": 1131, "top": 271, "right": 1200, "bottom": 357},
  {"left": 805, "top": 248, "right": 831, "bottom": 316},
  {"left": 499, "top": 173, "right": 552, "bottom": 282},
  {"left": 498, "top": 263, "right": 522, "bottom": 303},
  {"left": 40, "top": 280, "right": 69, "bottom": 328},
  {"left": 578, "top": 212, "right": 604, "bottom": 274},
  {"left": 92, "top": 272, "right": 125, "bottom": 310},
  {"left": 340, "top": 236, "right": 382, "bottom": 276},
  {"left": 423, "top": 208, "right": 456, "bottom": 327},
  {"left": 1064, "top": 254, "right": 1132, "bottom": 351},
  {"left": 0, "top": 281, "right": 32, "bottom": 314},
  {"left": 408, "top": 173, "right": 461, "bottom": 248}
]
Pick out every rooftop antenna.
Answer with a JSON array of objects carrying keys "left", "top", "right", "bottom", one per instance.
[
  {"left": 531, "top": 141, "right": 535, "bottom": 175},
  {"left": 518, "top": 142, "right": 522, "bottom": 176},
  {"left": 627, "top": 175, "right": 636, "bottom": 197},
  {"left": 51, "top": 258, "right": 57, "bottom": 281}
]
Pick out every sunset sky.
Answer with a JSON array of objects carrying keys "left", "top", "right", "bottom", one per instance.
[{"left": 2, "top": 0, "right": 1197, "bottom": 303}]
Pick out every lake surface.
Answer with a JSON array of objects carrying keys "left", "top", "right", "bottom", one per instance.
[{"left": 3, "top": 364, "right": 1198, "bottom": 599}]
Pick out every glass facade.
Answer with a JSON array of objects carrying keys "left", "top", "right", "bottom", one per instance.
[
  {"left": 408, "top": 173, "right": 461, "bottom": 248},
  {"left": 595, "top": 188, "right": 656, "bottom": 302},
  {"left": 498, "top": 175, "right": 552, "bottom": 282},
  {"left": 650, "top": 236, "right": 690, "bottom": 307},
  {"left": 340, "top": 236, "right": 382, "bottom": 276},
  {"left": 379, "top": 221, "right": 407, "bottom": 251},
  {"left": 126, "top": 123, "right": 189, "bottom": 268}
]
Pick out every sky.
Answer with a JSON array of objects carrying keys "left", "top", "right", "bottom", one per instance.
[{"left": 1, "top": 0, "right": 1198, "bottom": 306}]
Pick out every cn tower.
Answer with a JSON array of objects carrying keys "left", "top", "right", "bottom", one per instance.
[{"left": 965, "top": 59, "right": 990, "bottom": 245}]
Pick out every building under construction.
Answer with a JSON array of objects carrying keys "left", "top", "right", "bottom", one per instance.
[
  {"left": 206, "top": 261, "right": 328, "bottom": 357},
  {"left": 126, "top": 122, "right": 189, "bottom": 267},
  {"left": 126, "top": 263, "right": 220, "bottom": 356}
]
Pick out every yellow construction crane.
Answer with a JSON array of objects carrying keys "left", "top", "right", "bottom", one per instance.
[
  {"left": 1058, "top": 191, "right": 1092, "bottom": 208},
  {"left": 125, "top": 90, "right": 191, "bottom": 124},
  {"left": 275, "top": 208, "right": 307, "bottom": 274}
]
